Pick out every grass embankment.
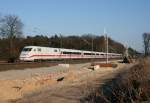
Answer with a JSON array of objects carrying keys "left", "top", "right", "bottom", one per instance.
[{"left": 82, "top": 58, "right": 150, "bottom": 103}]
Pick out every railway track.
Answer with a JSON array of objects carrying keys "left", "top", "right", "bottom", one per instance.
[{"left": 0, "top": 58, "right": 122, "bottom": 72}]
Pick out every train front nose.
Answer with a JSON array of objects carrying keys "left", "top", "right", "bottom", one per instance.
[
  {"left": 19, "top": 53, "right": 25, "bottom": 60},
  {"left": 19, "top": 47, "right": 33, "bottom": 61},
  {"left": 19, "top": 52, "right": 29, "bottom": 61}
]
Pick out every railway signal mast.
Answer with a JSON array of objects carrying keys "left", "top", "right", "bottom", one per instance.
[
  {"left": 104, "top": 28, "right": 109, "bottom": 64},
  {"left": 125, "top": 44, "right": 129, "bottom": 57}
]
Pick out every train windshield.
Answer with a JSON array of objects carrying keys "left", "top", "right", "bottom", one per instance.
[{"left": 22, "top": 48, "right": 32, "bottom": 52}]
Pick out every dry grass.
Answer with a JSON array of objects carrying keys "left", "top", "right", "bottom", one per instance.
[{"left": 82, "top": 58, "right": 150, "bottom": 103}]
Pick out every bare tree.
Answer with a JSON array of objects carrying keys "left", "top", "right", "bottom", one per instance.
[
  {"left": 143, "top": 33, "right": 150, "bottom": 56},
  {"left": 0, "top": 15, "right": 23, "bottom": 62}
]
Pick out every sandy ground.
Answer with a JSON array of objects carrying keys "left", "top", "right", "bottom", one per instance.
[{"left": 0, "top": 61, "right": 135, "bottom": 103}]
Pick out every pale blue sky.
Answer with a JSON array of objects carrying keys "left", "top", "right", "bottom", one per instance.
[{"left": 0, "top": 0, "right": 150, "bottom": 52}]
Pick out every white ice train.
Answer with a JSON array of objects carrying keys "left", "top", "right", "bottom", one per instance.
[{"left": 19, "top": 46, "right": 122, "bottom": 61}]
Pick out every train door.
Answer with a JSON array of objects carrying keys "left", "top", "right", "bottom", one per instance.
[
  {"left": 32, "top": 48, "right": 37, "bottom": 60},
  {"left": 59, "top": 49, "right": 62, "bottom": 59},
  {"left": 37, "top": 48, "right": 42, "bottom": 60},
  {"left": 81, "top": 51, "right": 84, "bottom": 59}
]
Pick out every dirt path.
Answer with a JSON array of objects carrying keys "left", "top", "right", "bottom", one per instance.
[{"left": 0, "top": 61, "right": 135, "bottom": 103}]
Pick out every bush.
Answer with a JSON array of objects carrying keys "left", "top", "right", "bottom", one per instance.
[
  {"left": 8, "top": 56, "right": 17, "bottom": 63},
  {"left": 82, "top": 58, "right": 150, "bottom": 103}
]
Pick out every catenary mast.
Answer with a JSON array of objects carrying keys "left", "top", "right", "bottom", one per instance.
[{"left": 104, "top": 28, "right": 108, "bottom": 64}]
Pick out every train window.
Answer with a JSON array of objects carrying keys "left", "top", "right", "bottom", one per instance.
[
  {"left": 38, "top": 48, "right": 41, "bottom": 52},
  {"left": 84, "top": 53, "right": 92, "bottom": 55},
  {"left": 72, "top": 52, "right": 81, "bottom": 55},
  {"left": 62, "top": 51, "right": 66, "bottom": 54},
  {"left": 84, "top": 53, "right": 95, "bottom": 55},
  {"left": 63, "top": 51, "right": 71, "bottom": 54},
  {"left": 62, "top": 51, "right": 81, "bottom": 55},
  {"left": 34, "top": 49, "right": 36, "bottom": 51},
  {"left": 22, "top": 48, "right": 32, "bottom": 52},
  {"left": 54, "top": 49, "right": 57, "bottom": 52}
]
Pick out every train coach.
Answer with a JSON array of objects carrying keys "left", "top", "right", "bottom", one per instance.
[{"left": 19, "top": 46, "right": 122, "bottom": 61}]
